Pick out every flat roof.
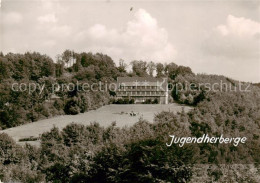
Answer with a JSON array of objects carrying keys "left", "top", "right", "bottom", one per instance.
[{"left": 117, "top": 77, "right": 168, "bottom": 87}]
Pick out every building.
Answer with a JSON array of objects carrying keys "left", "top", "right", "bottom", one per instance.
[{"left": 116, "top": 77, "right": 168, "bottom": 104}]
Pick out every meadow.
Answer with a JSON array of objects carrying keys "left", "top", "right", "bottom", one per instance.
[{"left": 2, "top": 104, "right": 192, "bottom": 145}]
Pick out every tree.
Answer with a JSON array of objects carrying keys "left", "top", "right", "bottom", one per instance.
[
  {"left": 165, "top": 62, "right": 178, "bottom": 79},
  {"left": 176, "top": 66, "right": 193, "bottom": 76},
  {"left": 118, "top": 59, "right": 127, "bottom": 73},
  {"left": 179, "top": 93, "right": 187, "bottom": 103},
  {"left": 0, "top": 133, "right": 24, "bottom": 165},
  {"left": 64, "top": 98, "right": 80, "bottom": 115},
  {"left": 130, "top": 60, "right": 148, "bottom": 77},
  {"left": 61, "top": 50, "right": 74, "bottom": 67},
  {"left": 186, "top": 94, "right": 194, "bottom": 105},
  {"left": 147, "top": 61, "right": 155, "bottom": 76},
  {"left": 156, "top": 63, "right": 164, "bottom": 77},
  {"left": 0, "top": 58, "right": 10, "bottom": 81}
]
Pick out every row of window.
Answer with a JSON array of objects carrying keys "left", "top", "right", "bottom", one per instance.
[
  {"left": 119, "top": 85, "right": 160, "bottom": 89},
  {"left": 117, "top": 91, "right": 165, "bottom": 95}
]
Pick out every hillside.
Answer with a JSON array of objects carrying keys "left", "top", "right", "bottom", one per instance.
[
  {"left": 0, "top": 50, "right": 194, "bottom": 130},
  {"left": 0, "top": 51, "right": 259, "bottom": 182}
]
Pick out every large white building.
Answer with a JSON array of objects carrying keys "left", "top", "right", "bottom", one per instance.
[{"left": 116, "top": 77, "right": 168, "bottom": 104}]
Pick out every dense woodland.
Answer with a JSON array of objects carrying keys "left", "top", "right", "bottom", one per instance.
[
  {"left": 0, "top": 51, "right": 259, "bottom": 182},
  {"left": 0, "top": 50, "right": 194, "bottom": 129}
]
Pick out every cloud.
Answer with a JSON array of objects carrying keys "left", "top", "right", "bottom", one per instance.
[
  {"left": 49, "top": 25, "right": 71, "bottom": 38},
  {"left": 217, "top": 15, "right": 260, "bottom": 37},
  {"left": 74, "top": 9, "right": 177, "bottom": 63},
  {"left": 3, "top": 12, "right": 23, "bottom": 25},
  {"left": 43, "top": 40, "right": 56, "bottom": 47},
  {"left": 200, "top": 15, "right": 260, "bottom": 82},
  {"left": 203, "top": 15, "right": 260, "bottom": 59},
  {"left": 38, "top": 13, "right": 57, "bottom": 23}
]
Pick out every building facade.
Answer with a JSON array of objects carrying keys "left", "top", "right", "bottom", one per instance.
[{"left": 116, "top": 77, "right": 168, "bottom": 104}]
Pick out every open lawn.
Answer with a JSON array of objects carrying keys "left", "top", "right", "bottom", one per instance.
[{"left": 1, "top": 104, "right": 192, "bottom": 145}]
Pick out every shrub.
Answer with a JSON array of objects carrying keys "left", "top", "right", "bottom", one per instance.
[{"left": 64, "top": 99, "right": 80, "bottom": 115}]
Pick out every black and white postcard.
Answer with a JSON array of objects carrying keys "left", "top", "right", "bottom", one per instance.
[{"left": 0, "top": 0, "right": 259, "bottom": 182}]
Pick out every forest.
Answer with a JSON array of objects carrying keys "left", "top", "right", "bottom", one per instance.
[{"left": 0, "top": 50, "right": 259, "bottom": 182}]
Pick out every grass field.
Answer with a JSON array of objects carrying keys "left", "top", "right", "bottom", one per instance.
[{"left": 1, "top": 104, "right": 192, "bottom": 145}]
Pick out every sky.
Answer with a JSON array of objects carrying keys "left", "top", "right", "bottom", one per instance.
[{"left": 0, "top": 0, "right": 259, "bottom": 82}]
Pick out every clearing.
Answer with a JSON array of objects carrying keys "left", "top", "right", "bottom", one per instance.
[{"left": 1, "top": 104, "right": 192, "bottom": 145}]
